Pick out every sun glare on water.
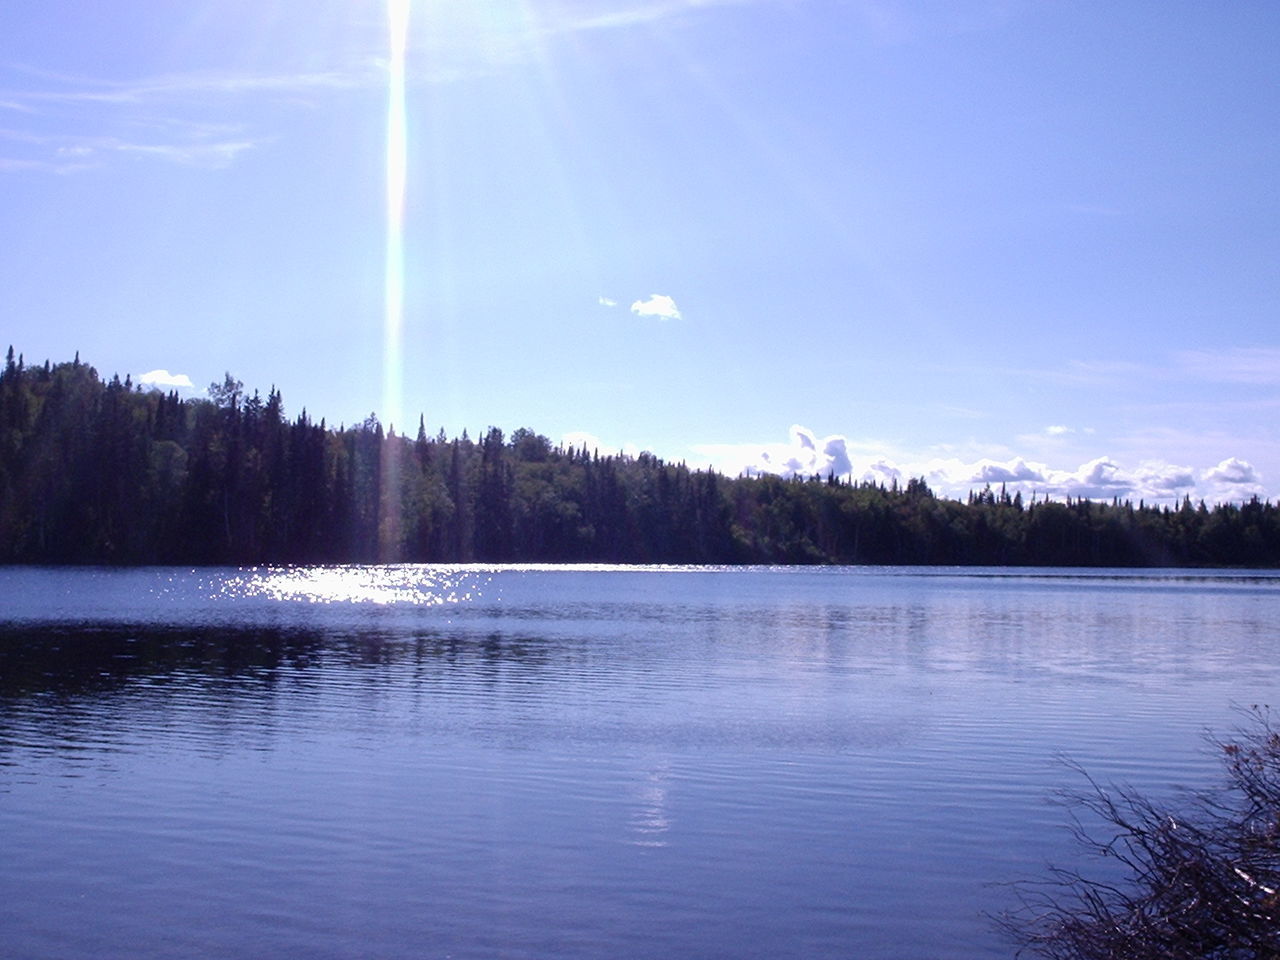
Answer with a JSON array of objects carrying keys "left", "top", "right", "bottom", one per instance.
[{"left": 217, "top": 566, "right": 489, "bottom": 606}]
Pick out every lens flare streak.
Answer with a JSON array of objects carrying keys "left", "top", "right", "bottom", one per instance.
[{"left": 384, "top": 0, "right": 411, "bottom": 433}]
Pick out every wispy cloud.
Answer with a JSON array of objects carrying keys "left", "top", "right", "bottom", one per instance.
[
  {"left": 406, "top": 0, "right": 774, "bottom": 77},
  {"left": 78, "top": 136, "right": 254, "bottom": 169},
  {"left": 537, "top": 0, "right": 761, "bottom": 36},
  {"left": 1015, "top": 423, "right": 1096, "bottom": 445},
  {"left": 1036, "top": 357, "right": 1149, "bottom": 387},
  {"left": 1, "top": 126, "right": 257, "bottom": 172},
  {"left": 1, "top": 0, "right": 773, "bottom": 174},
  {"left": 4, "top": 62, "right": 377, "bottom": 109},
  {"left": 1025, "top": 347, "right": 1280, "bottom": 391},
  {"left": 1174, "top": 347, "right": 1280, "bottom": 385},
  {"left": 0, "top": 58, "right": 380, "bottom": 174}
]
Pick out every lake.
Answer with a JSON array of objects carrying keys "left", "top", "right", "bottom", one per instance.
[{"left": 2, "top": 565, "right": 1278, "bottom": 959}]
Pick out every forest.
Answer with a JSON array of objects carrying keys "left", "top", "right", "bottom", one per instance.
[{"left": 2, "top": 349, "right": 1278, "bottom": 567}]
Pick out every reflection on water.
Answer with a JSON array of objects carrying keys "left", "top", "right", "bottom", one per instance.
[
  {"left": 1, "top": 565, "right": 1278, "bottom": 960},
  {"left": 0, "top": 624, "right": 315, "bottom": 698},
  {"left": 217, "top": 565, "right": 491, "bottom": 606},
  {"left": 627, "top": 760, "right": 674, "bottom": 848}
]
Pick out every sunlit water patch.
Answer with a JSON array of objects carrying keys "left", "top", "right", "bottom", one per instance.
[{"left": 216, "top": 565, "right": 489, "bottom": 606}]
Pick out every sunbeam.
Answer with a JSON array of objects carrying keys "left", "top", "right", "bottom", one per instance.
[
  {"left": 380, "top": 0, "right": 411, "bottom": 561},
  {"left": 384, "top": 0, "right": 410, "bottom": 435}
]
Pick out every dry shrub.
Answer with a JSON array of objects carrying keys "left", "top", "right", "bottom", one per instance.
[{"left": 1003, "top": 708, "right": 1280, "bottom": 959}]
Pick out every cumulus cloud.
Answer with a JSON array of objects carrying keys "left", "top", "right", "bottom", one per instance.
[
  {"left": 1201, "top": 458, "right": 1265, "bottom": 500},
  {"left": 1204, "top": 457, "right": 1259, "bottom": 486},
  {"left": 746, "top": 425, "right": 855, "bottom": 479},
  {"left": 861, "top": 459, "right": 903, "bottom": 486},
  {"left": 1061, "top": 457, "right": 1131, "bottom": 498},
  {"left": 958, "top": 457, "right": 1196, "bottom": 501},
  {"left": 968, "top": 457, "right": 1047, "bottom": 485},
  {"left": 138, "top": 369, "right": 195, "bottom": 389},
  {"left": 822, "top": 435, "right": 853, "bottom": 477},
  {"left": 630, "top": 294, "right": 681, "bottom": 321},
  {"left": 597, "top": 296, "right": 618, "bottom": 308},
  {"left": 696, "top": 426, "right": 1255, "bottom": 503},
  {"left": 1133, "top": 461, "right": 1196, "bottom": 492}
]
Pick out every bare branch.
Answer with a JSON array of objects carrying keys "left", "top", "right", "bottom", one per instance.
[{"left": 1000, "top": 708, "right": 1280, "bottom": 958}]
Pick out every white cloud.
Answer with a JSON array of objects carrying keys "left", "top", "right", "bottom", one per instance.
[
  {"left": 8, "top": 66, "right": 374, "bottom": 109},
  {"left": 693, "top": 425, "right": 1258, "bottom": 503},
  {"left": 951, "top": 456, "right": 1198, "bottom": 502},
  {"left": 631, "top": 294, "right": 682, "bottom": 321},
  {"left": 560, "top": 430, "right": 641, "bottom": 458},
  {"left": 598, "top": 296, "right": 618, "bottom": 307},
  {"left": 138, "top": 369, "right": 195, "bottom": 389},
  {"left": 561, "top": 430, "right": 602, "bottom": 452},
  {"left": 821, "top": 434, "right": 853, "bottom": 477},
  {"left": 1062, "top": 457, "right": 1129, "bottom": 498},
  {"left": 968, "top": 457, "right": 1048, "bottom": 485},
  {"left": 1204, "top": 457, "right": 1259, "bottom": 486},
  {"left": 1045, "top": 425, "right": 1073, "bottom": 436},
  {"left": 861, "top": 459, "right": 903, "bottom": 486},
  {"left": 741, "top": 425, "right": 855, "bottom": 480},
  {"left": 1133, "top": 461, "right": 1196, "bottom": 492},
  {"left": 1201, "top": 458, "right": 1265, "bottom": 502}
]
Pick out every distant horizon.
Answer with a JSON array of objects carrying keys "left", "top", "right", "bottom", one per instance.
[
  {"left": 6, "top": 348, "right": 1279, "bottom": 570},
  {"left": 3, "top": 1, "right": 1277, "bottom": 507},
  {"left": 6, "top": 343, "right": 1271, "bottom": 509}
]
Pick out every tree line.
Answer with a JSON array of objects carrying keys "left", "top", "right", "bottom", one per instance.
[{"left": 2, "top": 349, "right": 1279, "bottom": 567}]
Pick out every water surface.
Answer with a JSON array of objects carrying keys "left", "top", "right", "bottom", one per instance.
[{"left": 2, "top": 565, "right": 1277, "bottom": 959}]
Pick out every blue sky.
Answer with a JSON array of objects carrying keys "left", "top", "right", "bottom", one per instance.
[{"left": 2, "top": 0, "right": 1278, "bottom": 503}]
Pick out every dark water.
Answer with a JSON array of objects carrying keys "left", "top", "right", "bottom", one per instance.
[{"left": 1, "top": 565, "right": 1277, "bottom": 959}]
